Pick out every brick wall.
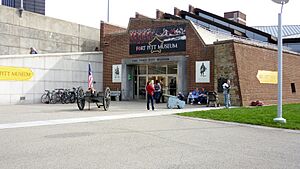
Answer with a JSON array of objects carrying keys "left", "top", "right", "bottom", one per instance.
[
  {"left": 101, "top": 18, "right": 215, "bottom": 92},
  {"left": 101, "top": 17, "right": 300, "bottom": 105},
  {"left": 100, "top": 21, "right": 126, "bottom": 51},
  {"left": 233, "top": 42, "right": 300, "bottom": 105},
  {"left": 214, "top": 41, "right": 241, "bottom": 106}
]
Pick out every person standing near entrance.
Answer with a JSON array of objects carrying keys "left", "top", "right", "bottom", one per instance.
[
  {"left": 154, "top": 80, "right": 161, "bottom": 103},
  {"left": 146, "top": 81, "right": 155, "bottom": 110},
  {"left": 169, "top": 79, "right": 176, "bottom": 96},
  {"left": 159, "top": 78, "right": 165, "bottom": 103},
  {"left": 222, "top": 79, "right": 231, "bottom": 108}
]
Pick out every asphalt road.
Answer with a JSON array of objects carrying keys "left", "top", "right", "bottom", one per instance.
[{"left": 0, "top": 102, "right": 299, "bottom": 169}]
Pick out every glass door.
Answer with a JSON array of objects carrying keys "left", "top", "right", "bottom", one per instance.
[
  {"left": 135, "top": 63, "right": 178, "bottom": 99},
  {"left": 168, "top": 76, "right": 177, "bottom": 96},
  {"left": 138, "top": 76, "right": 146, "bottom": 99}
]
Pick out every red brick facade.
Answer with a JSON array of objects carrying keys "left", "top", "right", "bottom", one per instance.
[
  {"left": 101, "top": 18, "right": 215, "bottom": 93},
  {"left": 233, "top": 41, "right": 300, "bottom": 105},
  {"left": 214, "top": 40, "right": 300, "bottom": 106},
  {"left": 101, "top": 18, "right": 300, "bottom": 105}
]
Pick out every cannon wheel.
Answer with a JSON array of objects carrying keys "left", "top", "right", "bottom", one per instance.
[
  {"left": 103, "top": 87, "right": 111, "bottom": 111},
  {"left": 77, "top": 87, "right": 85, "bottom": 110}
]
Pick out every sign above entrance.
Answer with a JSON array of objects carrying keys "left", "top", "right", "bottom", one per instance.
[
  {"left": 129, "top": 24, "right": 186, "bottom": 55},
  {"left": 0, "top": 66, "right": 34, "bottom": 81}
]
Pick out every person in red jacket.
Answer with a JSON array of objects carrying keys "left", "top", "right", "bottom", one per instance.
[{"left": 146, "top": 80, "right": 155, "bottom": 110}]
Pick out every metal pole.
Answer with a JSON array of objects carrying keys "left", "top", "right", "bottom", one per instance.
[
  {"left": 21, "top": 0, "right": 23, "bottom": 9},
  {"left": 274, "top": 3, "right": 286, "bottom": 123},
  {"left": 107, "top": 0, "right": 110, "bottom": 22},
  {"left": 18, "top": 0, "right": 24, "bottom": 17}
]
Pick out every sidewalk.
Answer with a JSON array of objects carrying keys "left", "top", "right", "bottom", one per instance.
[{"left": 0, "top": 101, "right": 223, "bottom": 124}]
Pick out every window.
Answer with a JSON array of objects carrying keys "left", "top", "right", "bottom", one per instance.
[
  {"left": 138, "top": 65, "right": 147, "bottom": 75},
  {"left": 291, "top": 83, "right": 296, "bottom": 93},
  {"left": 148, "top": 65, "right": 166, "bottom": 74},
  {"left": 167, "top": 64, "right": 177, "bottom": 74},
  {"left": 253, "top": 33, "right": 268, "bottom": 42},
  {"left": 198, "top": 13, "right": 213, "bottom": 21}
]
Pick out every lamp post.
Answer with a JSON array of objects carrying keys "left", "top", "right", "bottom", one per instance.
[
  {"left": 107, "top": 0, "right": 110, "bottom": 22},
  {"left": 18, "top": 0, "right": 24, "bottom": 17},
  {"left": 272, "top": 0, "right": 289, "bottom": 123}
]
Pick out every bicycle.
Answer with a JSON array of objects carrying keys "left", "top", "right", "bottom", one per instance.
[{"left": 41, "top": 90, "right": 51, "bottom": 104}]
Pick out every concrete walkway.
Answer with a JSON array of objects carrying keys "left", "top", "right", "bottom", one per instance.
[
  {"left": 0, "top": 101, "right": 299, "bottom": 169},
  {"left": 0, "top": 101, "right": 221, "bottom": 128}
]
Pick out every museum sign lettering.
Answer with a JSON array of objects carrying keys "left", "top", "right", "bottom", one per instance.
[
  {"left": 0, "top": 66, "right": 34, "bottom": 81},
  {"left": 129, "top": 24, "right": 186, "bottom": 54}
]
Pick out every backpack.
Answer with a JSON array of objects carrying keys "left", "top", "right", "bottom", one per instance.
[{"left": 154, "top": 84, "right": 160, "bottom": 91}]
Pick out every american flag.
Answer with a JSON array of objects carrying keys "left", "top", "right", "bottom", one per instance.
[{"left": 88, "top": 63, "right": 93, "bottom": 88}]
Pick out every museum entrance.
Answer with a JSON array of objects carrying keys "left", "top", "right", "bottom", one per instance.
[{"left": 133, "top": 64, "right": 177, "bottom": 99}]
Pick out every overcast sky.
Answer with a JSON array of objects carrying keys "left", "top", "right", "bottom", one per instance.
[{"left": 46, "top": 0, "right": 299, "bottom": 29}]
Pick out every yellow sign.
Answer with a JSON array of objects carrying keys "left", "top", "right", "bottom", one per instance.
[
  {"left": 0, "top": 66, "right": 34, "bottom": 81},
  {"left": 256, "top": 70, "right": 278, "bottom": 84}
]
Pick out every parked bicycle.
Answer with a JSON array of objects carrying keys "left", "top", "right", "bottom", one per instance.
[
  {"left": 41, "top": 87, "right": 79, "bottom": 104},
  {"left": 61, "top": 87, "right": 77, "bottom": 104},
  {"left": 41, "top": 89, "right": 56, "bottom": 104}
]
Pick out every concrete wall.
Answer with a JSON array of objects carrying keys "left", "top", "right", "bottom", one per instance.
[
  {"left": 0, "top": 5, "right": 100, "bottom": 55},
  {"left": 0, "top": 52, "right": 103, "bottom": 105}
]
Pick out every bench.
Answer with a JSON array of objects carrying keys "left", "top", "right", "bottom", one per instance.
[{"left": 110, "top": 91, "right": 121, "bottom": 101}]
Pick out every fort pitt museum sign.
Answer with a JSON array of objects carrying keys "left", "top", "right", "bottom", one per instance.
[
  {"left": 0, "top": 66, "right": 34, "bottom": 81},
  {"left": 129, "top": 24, "right": 186, "bottom": 54}
]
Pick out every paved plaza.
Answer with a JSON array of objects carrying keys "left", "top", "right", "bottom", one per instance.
[{"left": 0, "top": 101, "right": 299, "bottom": 169}]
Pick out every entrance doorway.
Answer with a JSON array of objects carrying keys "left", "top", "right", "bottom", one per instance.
[{"left": 134, "top": 64, "right": 177, "bottom": 99}]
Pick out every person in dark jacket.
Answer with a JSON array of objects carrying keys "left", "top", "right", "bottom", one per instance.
[
  {"left": 154, "top": 80, "right": 161, "bottom": 103},
  {"left": 146, "top": 81, "right": 155, "bottom": 110},
  {"left": 29, "top": 47, "right": 38, "bottom": 54}
]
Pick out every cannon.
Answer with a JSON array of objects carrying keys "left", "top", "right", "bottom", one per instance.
[
  {"left": 167, "top": 96, "right": 185, "bottom": 109},
  {"left": 76, "top": 87, "right": 111, "bottom": 111}
]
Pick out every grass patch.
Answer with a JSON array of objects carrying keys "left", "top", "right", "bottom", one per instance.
[{"left": 178, "top": 104, "right": 300, "bottom": 130}]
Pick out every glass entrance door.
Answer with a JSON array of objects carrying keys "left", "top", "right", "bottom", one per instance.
[
  {"left": 138, "top": 76, "right": 147, "bottom": 99},
  {"left": 134, "top": 64, "right": 177, "bottom": 100}
]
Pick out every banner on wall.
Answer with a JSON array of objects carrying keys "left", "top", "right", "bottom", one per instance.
[
  {"left": 112, "top": 64, "right": 122, "bottom": 83},
  {"left": 195, "top": 61, "right": 210, "bottom": 83},
  {"left": 0, "top": 66, "right": 34, "bottom": 81},
  {"left": 129, "top": 24, "right": 186, "bottom": 54}
]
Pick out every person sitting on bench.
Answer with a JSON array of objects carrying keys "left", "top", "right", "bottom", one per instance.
[
  {"left": 198, "top": 87, "right": 208, "bottom": 104},
  {"left": 188, "top": 88, "right": 200, "bottom": 104}
]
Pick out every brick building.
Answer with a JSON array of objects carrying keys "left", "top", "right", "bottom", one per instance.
[{"left": 100, "top": 6, "right": 300, "bottom": 106}]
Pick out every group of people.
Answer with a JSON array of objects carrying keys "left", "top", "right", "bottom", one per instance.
[
  {"left": 145, "top": 79, "right": 165, "bottom": 110},
  {"left": 188, "top": 87, "right": 208, "bottom": 105},
  {"left": 146, "top": 79, "right": 232, "bottom": 110}
]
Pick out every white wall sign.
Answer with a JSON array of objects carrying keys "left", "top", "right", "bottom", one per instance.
[
  {"left": 112, "top": 64, "right": 122, "bottom": 83},
  {"left": 196, "top": 61, "right": 210, "bottom": 83}
]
